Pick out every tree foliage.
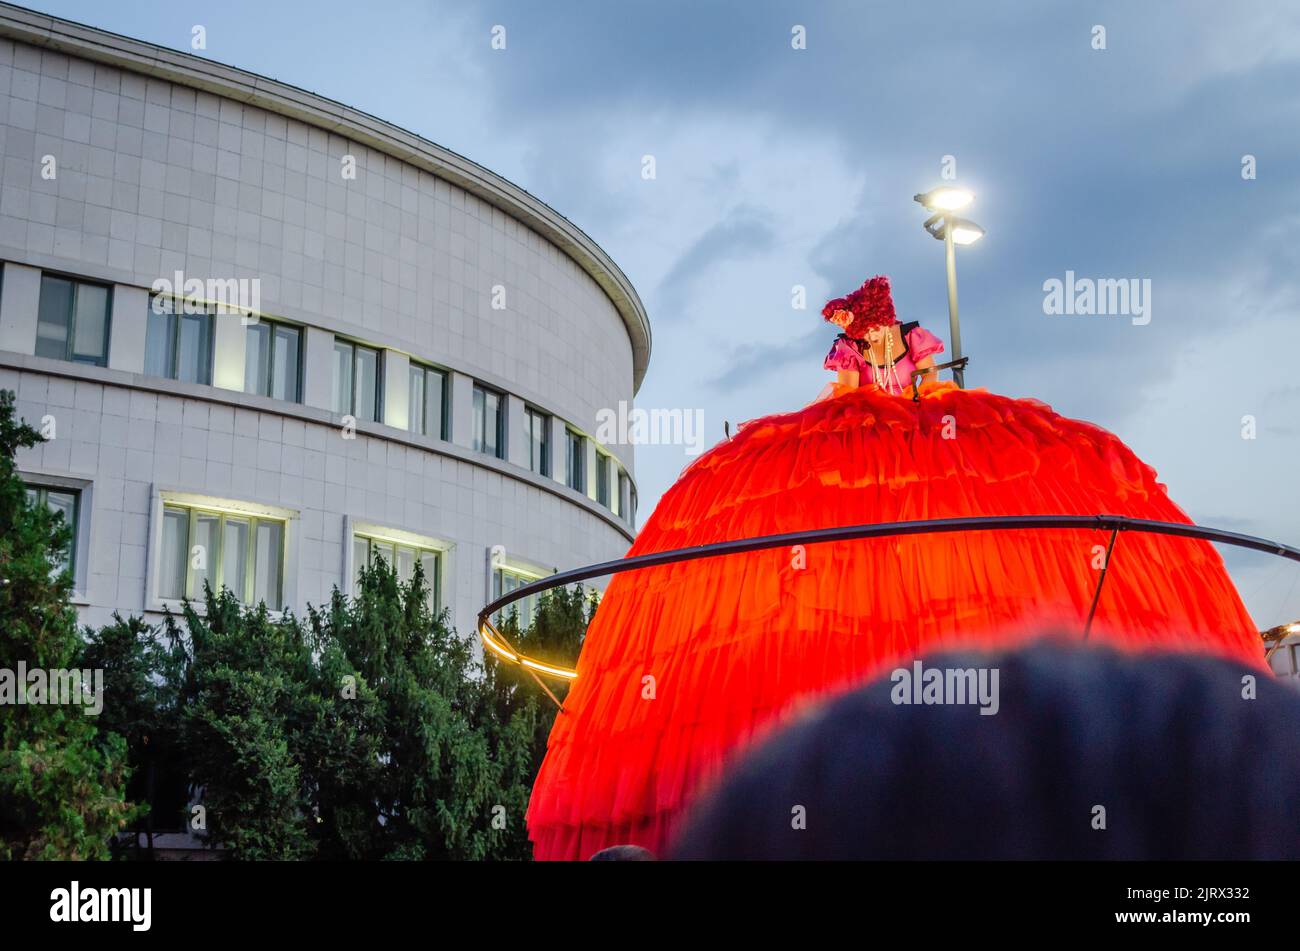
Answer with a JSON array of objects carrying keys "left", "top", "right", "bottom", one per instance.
[
  {"left": 0, "top": 390, "right": 138, "bottom": 859},
  {"left": 1, "top": 387, "right": 596, "bottom": 861},
  {"left": 107, "top": 560, "right": 595, "bottom": 860}
]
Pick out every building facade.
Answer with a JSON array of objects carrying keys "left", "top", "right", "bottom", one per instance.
[{"left": 0, "top": 5, "right": 650, "bottom": 639}]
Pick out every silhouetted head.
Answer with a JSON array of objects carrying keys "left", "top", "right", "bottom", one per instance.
[
  {"left": 589, "top": 844, "right": 656, "bottom": 861},
  {"left": 673, "top": 643, "right": 1299, "bottom": 860}
]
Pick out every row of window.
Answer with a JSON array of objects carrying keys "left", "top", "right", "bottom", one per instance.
[
  {"left": 473, "top": 389, "right": 634, "bottom": 516},
  {"left": 26, "top": 271, "right": 634, "bottom": 522},
  {"left": 26, "top": 482, "right": 541, "bottom": 622}
]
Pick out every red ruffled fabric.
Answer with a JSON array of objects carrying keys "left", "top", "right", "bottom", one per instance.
[{"left": 527, "top": 383, "right": 1264, "bottom": 860}]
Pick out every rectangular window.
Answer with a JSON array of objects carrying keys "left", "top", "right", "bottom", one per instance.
[
  {"left": 566, "top": 428, "right": 585, "bottom": 493},
  {"left": 472, "top": 384, "right": 504, "bottom": 459},
  {"left": 596, "top": 452, "right": 611, "bottom": 508},
  {"left": 245, "top": 319, "right": 301, "bottom": 402},
  {"left": 25, "top": 485, "right": 79, "bottom": 577},
  {"left": 492, "top": 565, "right": 542, "bottom": 630},
  {"left": 525, "top": 407, "right": 551, "bottom": 477},
  {"left": 36, "top": 275, "right": 111, "bottom": 366},
  {"left": 145, "top": 296, "right": 214, "bottom": 384},
  {"left": 352, "top": 534, "right": 442, "bottom": 612},
  {"left": 618, "top": 471, "right": 631, "bottom": 523},
  {"left": 409, "top": 363, "right": 448, "bottom": 440},
  {"left": 332, "top": 338, "right": 382, "bottom": 423},
  {"left": 158, "top": 503, "right": 286, "bottom": 609}
]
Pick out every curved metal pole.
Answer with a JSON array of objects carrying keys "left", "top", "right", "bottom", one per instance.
[{"left": 479, "top": 514, "right": 1300, "bottom": 681}]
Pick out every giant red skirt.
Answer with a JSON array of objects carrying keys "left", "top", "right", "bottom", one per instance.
[{"left": 526, "top": 383, "right": 1264, "bottom": 859}]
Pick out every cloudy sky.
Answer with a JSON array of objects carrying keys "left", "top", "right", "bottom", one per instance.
[{"left": 27, "top": 0, "right": 1300, "bottom": 628}]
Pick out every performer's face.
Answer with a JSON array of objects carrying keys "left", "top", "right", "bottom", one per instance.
[{"left": 866, "top": 325, "right": 887, "bottom": 344}]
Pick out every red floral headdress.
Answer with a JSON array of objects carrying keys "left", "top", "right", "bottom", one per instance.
[{"left": 822, "top": 275, "right": 898, "bottom": 337}]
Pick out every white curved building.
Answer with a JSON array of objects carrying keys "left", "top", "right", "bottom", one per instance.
[{"left": 0, "top": 4, "right": 648, "bottom": 637}]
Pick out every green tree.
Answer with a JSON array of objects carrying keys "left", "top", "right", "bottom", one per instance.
[
  {"left": 168, "top": 588, "right": 318, "bottom": 860},
  {"left": 78, "top": 614, "right": 186, "bottom": 858},
  {"left": 488, "top": 586, "right": 594, "bottom": 774},
  {"left": 0, "top": 390, "right": 137, "bottom": 859},
  {"left": 305, "top": 557, "right": 536, "bottom": 860},
  {"left": 159, "top": 555, "right": 561, "bottom": 861}
]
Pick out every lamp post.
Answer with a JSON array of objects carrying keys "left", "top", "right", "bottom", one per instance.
[{"left": 914, "top": 188, "right": 983, "bottom": 389}]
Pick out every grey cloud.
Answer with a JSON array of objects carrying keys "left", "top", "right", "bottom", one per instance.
[
  {"left": 709, "top": 326, "right": 827, "bottom": 390},
  {"left": 653, "top": 206, "right": 776, "bottom": 319}
]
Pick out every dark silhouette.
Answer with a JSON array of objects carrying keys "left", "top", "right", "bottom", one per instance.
[
  {"left": 673, "top": 642, "right": 1300, "bottom": 859},
  {"left": 589, "top": 845, "right": 656, "bottom": 861}
]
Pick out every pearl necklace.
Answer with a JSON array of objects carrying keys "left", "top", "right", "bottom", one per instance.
[{"left": 866, "top": 329, "right": 904, "bottom": 393}]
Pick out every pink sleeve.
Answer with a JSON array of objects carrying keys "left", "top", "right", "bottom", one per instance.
[
  {"left": 907, "top": 327, "right": 945, "bottom": 362},
  {"left": 823, "top": 338, "right": 863, "bottom": 372}
]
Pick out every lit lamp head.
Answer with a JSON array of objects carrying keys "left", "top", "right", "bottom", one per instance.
[
  {"left": 948, "top": 218, "right": 985, "bottom": 246},
  {"left": 913, "top": 187, "right": 974, "bottom": 212},
  {"left": 915, "top": 188, "right": 984, "bottom": 244}
]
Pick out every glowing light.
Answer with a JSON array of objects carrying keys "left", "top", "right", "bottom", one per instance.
[
  {"left": 478, "top": 620, "right": 578, "bottom": 681},
  {"left": 521, "top": 657, "right": 579, "bottom": 680},
  {"left": 949, "top": 219, "right": 986, "bottom": 246},
  {"left": 915, "top": 187, "right": 974, "bottom": 212}
]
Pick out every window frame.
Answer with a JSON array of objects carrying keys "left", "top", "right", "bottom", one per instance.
[
  {"left": 145, "top": 294, "right": 215, "bottom": 385},
  {"left": 525, "top": 406, "right": 551, "bottom": 477},
  {"left": 159, "top": 502, "right": 287, "bottom": 609},
  {"left": 352, "top": 532, "right": 443, "bottom": 612},
  {"left": 408, "top": 361, "right": 450, "bottom": 440},
  {"left": 491, "top": 562, "right": 549, "bottom": 630},
  {"left": 36, "top": 272, "right": 113, "bottom": 367},
  {"left": 244, "top": 317, "right": 303, "bottom": 403},
  {"left": 616, "top": 469, "right": 629, "bottom": 519},
  {"left": 332, "top": 337, "right": 384, "bottom": 423},
  {"left": 472, "top": 383, "right": 506, "bottom": 459},
  {"left": 596, "top": 452, "right": 612, "bottom": 508},
  {"left": 25, "top": 484, "right": 80, "bottom": 579},
  {"left": 565, "top": 428, "right": 586, "bottom": 493}
]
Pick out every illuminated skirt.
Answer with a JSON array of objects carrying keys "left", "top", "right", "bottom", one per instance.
[{"left": 526, "top": 382, "right": 1263, "bottom": 859}]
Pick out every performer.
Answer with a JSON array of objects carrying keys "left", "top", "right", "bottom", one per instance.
[
  {"left": 822, "top": 275, "right": 944, "bottom": 394},
  {"left": 525, "top": 274, "right": 1265, "bottom": 861}
]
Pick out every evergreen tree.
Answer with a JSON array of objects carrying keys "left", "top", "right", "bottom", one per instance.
[
  {"left": 168, "top": 588, "right": 317, "bottom": 860},
  {"left": 489, "top": 586, "right": 594, "bottom": 773},
  {"left": 78, "top": 614, "right": 186, "bottom": 857},
  {"left": 305, "top": 557, "right": 536, "bottom": 860},
  {"left": 159, "top": 555, "right": 556, "bottom": 860},
  {"left": 0, "top": 390, "right": 137, "bottom": 859}
]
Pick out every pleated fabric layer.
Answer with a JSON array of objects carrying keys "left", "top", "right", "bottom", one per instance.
[{"left": 527, "top": 383, "right": 1264, "bottom": 860}]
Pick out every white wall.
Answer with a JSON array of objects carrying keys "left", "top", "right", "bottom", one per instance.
[
  {"left": 0, "top": 33, "right": 643, "bottom": 640},
  {"left": 0, "top": 35, "right": 636, "bottom": 474}
]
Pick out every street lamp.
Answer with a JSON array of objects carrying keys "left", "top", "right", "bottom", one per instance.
[
  {"left": 914, "top": 188, "right": 984, "bottom": 388},
  {"left": 1262, "top": 620, "right": 1300, "bottom": 676}
]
